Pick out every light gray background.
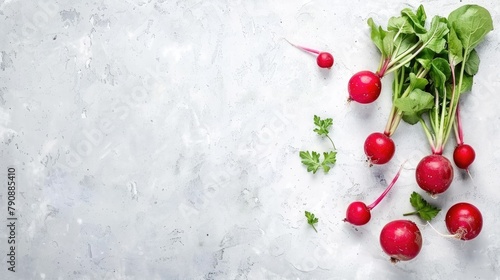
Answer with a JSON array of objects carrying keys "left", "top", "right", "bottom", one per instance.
[{"left": 1, "top": 0, "right": 499, "bottom": 279}]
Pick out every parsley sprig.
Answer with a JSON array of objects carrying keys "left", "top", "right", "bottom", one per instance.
[
  {"left": 305, "top": 211, "right": 319, "bottom": 232},
  {"left": 403, "top": 192, "right": 441, "bottom": 221},
  {"left": 299, "top": 115, "right": 337, "bottom": 174}
]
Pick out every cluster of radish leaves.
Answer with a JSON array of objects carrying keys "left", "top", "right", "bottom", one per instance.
[
  {"left": 378, "top": 5, "right": 493, "bottom": 154},
  {"left": 353, "top": 5, "right": 492, "bottom": 262},
  {"left": 369, "top": 4, "right": 492, "bottom": 208},
  {"left": 367, "top": 5, "right": 492, "bottom": 191}
]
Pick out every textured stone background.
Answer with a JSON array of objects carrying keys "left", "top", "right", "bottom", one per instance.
[{"left": 1, "top": 0, "right": 499, "bottom": 279}]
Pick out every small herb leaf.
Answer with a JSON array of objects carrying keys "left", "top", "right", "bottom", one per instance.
[
  {"left": 404, "top": 191, "right": 441, "bottom": 221},
  {"left": 305, "top": 211, "right": 319, "bottom": 232},
  {"left": 299, "top": 151, "right": 321, "bottom": 174},
  {"left": 321, "top": 151, "right": 337, "bottom": 173},
  {"left": 313, "top": 115, "right": 333, "bottom": 136}
]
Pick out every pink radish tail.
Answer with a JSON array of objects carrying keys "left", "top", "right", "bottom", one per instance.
[
  {"left": 284, "top": 38, "right": 321, "bottom": 54},
  {"left": 367, "top": 161, "right": 407, "bottom": 210}
]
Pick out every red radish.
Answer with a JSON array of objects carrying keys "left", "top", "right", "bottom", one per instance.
[
  {"left": 445, "top": 202, "right": 483, "bottom": 240},
  {"left": 347, "top": 70, "right": 382, "bottom": 104},
  {"left": 379, "top": 220, "right": 422, "bottom": 263},
  {"left": 453, "top": 144, "right": 475, "bottom": 170},
  {"left": 286, "top": 40, "right": 334, "bottom": 68},
  {"left": 364, "top": 132, "right": 395, "bottom": 165},
  {"left": 453, "top": 105, "right": 475, "bottom": 171},
  {"left": 344, "top": 163, "right": 404, "bottom": 226},
  {"left": 316, "top": 52, "right": 334, "bottom": 68},
  {"left": 415, "top": 154, "right": 454, "bottom": 195}
]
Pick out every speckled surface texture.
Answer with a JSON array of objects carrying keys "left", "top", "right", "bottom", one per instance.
[{"left": 1, "top": 0, "right": 500, "bottom": 279}]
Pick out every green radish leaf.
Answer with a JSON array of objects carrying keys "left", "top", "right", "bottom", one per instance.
[
  {"left": 448, "top": 27, "right": 463, "bottom": 65},
  {"left": 395, "top": 89, "right": 434, "bottom": 124},
  {"left": 417, "top": 16, "right": 449, "bottom": 54},
  {"left": 382, "top": 31, "right": 395, "bottom": 57},
  {"left": 457, "top": 74, "right": 474, "bottom": 94},
  {"left": 395, "top": 34, "right": 418, "bottom": 58},
  {"left": 464, "top": 49, "right": 480, "bottom": 76},
  {"left": 401, "top": 5, "right": 427, "bottom": 34},
  {"left": 429, "top": 57, "right": 451, "bottom": 94},
  {"left": 415, "top": 4, "right": 427, "bottom": 25},
  {"left": 409, "top": 72, "right": 429, "bottom": 90},
  {"left": 448, "top": 5, "right": 494, "bottom": 54},
  {"left": 416, "top": 48, "right": 436, "bottom": 70},
  {"left": 388, "top": 16, "right": 414, "bottom": 34},
  {"left": 367, "top": 18, "right": 386, "bottom": 57}
]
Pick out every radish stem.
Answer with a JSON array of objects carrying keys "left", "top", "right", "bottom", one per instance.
[
  {"left": 284, "top": 39, "right": 320, "bottom": 55},
  {"left": 367, "top": 162, "right": 406, "bottom": 210}
]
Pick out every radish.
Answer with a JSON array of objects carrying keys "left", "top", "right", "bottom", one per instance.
[
  {"left": 413, "top": 5, "right": 492, "bottom": 194},
  {"left": 286, "top": 39, "right": 334, "bottom": 69},
  {"left": 453, "top": 144, "right": 475, "bottom": 170},
  {"left": 344, "top": 163, "right": 404, "bottom": 226},
  {"left": 347, "top": 70, "right": 381, "bottom": 104},
  {"left": 415, "top": 154, "right": 454, "bottom": 195},
  {"left": 379, "top": 220, "right": 422, "bottom": 263},
  {"left": 364, "top": 132, "right": 395, "bottom": 165},
  {"left": 453, "top": 105, "right": 475, "bottom": 171},
  {"left": 445, "top": 202, "right": 483, "bottom": 240}
]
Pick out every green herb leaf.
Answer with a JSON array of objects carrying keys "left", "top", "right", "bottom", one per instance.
[
  {"left": 404, "top": 192, "right": 441, "bottom": 221},
  {"left": 305, "top": 211, "right": 319, "bottom": 232},
  {"left": 299, "top": 150, "right": 337, "bottom": 174},
  {"left": 321, "top": 151, "right": 337, "bottom": 173},
  {"left": 313, "top": 115, "right": 333, "bottom": 136},
  {"left": 299, "top": 151, "right": 321, "bottom": 174}
]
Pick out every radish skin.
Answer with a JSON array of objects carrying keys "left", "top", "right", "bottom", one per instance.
[{"left": 380, "top": 220, "right": 422, "bottom": 263}]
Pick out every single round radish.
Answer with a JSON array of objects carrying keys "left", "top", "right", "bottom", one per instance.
[
  {"left": 445, "top": 202, "right": 483, "bottom": 240},
  {"left": 415, "top": 154, "right": 454, "bottom": 195},
  {"left": 348, "top": 70, "right": 382, "bottom": 104},
  {"left": 344, "top": 163, "right": 404, "bottom": 226},
  {"left": 285, "top": 40, "right": 334, "bottom": 69},
  {"left": 380, "top": 220, "right": 422, "bottom": 263},
  {"left": 453, "top": 144, "right": 475, "bottom": 170},
  {"left": 316, "top": 52, "right": 334, "bottom": 68},
  {"left": 344, "top": 201, "right": 371, "bottom": 226},
  {"left": 364, "top": 132, "right": 395, "bottom": 165}
]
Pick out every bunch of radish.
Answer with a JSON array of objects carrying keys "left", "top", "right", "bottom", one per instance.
[
  {"left": 291, "top": 4, "right": 492, "bottom": 265},
  {"left": 342, "top": 4, "right": 492, "bottom": 263}
]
